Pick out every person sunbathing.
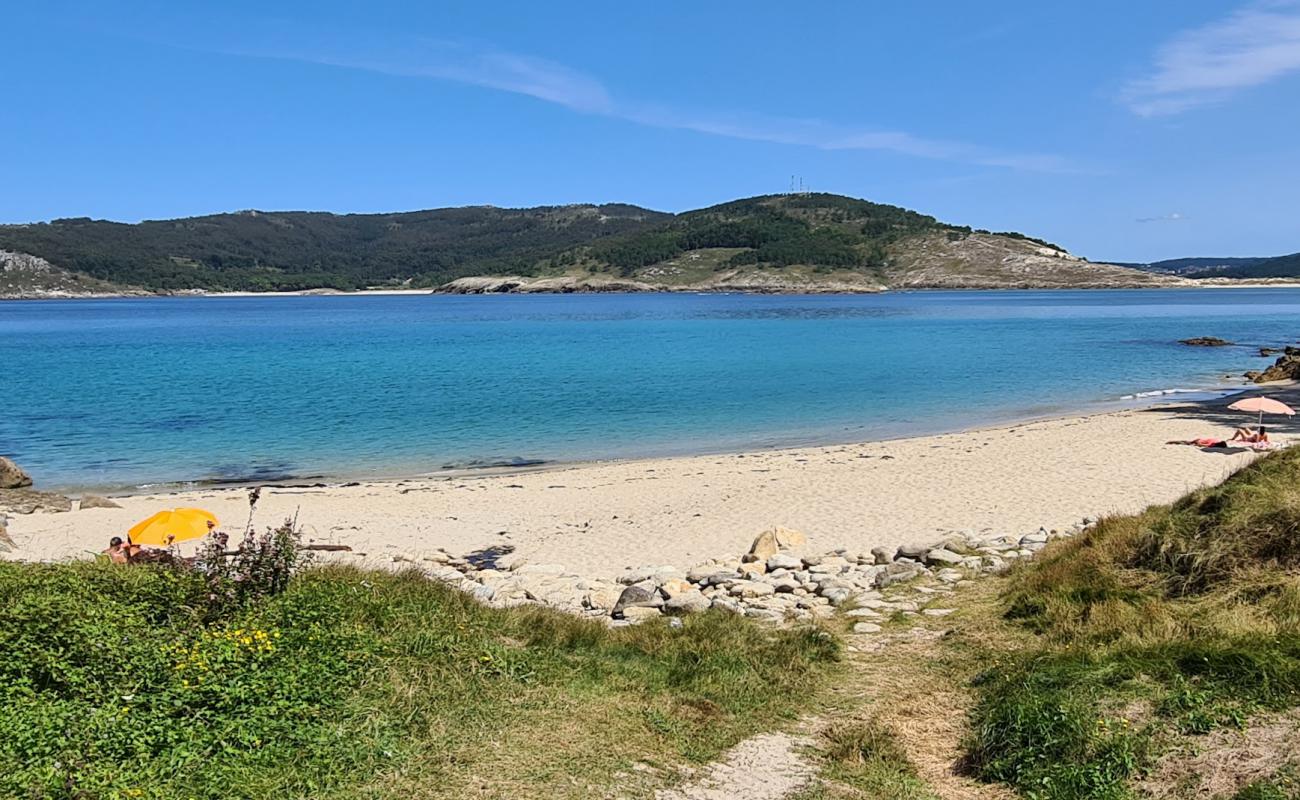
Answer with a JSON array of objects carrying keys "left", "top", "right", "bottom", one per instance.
[
  {"left": 1167, "top": 437, "right": 1230, "bottom": 448},
  {"left": 103, "top": 536, "right": 143, "bottom": 564},
  {"left": 1230, "top": 426, "right": 1269, "bottom": 444}
]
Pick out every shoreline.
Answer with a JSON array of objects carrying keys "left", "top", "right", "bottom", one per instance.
[
  {"left": 7, "top": 384, "right": 1294, "bottom": 580},
  {"left": 37, "top": 382, "right": 1251, "bottom": 496},
  {"left": 8, "top": 281, "right": 1300, "bottom": 302}
]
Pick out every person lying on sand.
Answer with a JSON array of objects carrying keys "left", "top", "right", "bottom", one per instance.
[
  {"left": 1230, "top": 426, "right": 1269, "bottom": 444},
  {"left": 1167, "top": 437, "right": 1231, "bottom": 449}
]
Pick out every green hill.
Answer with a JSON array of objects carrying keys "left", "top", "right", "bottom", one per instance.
[
  {"left": 0, "top": 204, "right": 668, "bottom": 293},
  {"left": 0, "top": 194, "right": 1178, "bottom": 295},
  {"left": 1202, "top": 251, "right": 1300, "bottom": 279}
]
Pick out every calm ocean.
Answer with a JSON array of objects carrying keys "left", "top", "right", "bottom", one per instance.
[{"left": 4, "top": 288, "right": 1299, "bottom": 491}]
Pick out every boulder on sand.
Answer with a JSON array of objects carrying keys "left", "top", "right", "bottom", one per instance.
[
  {"left": 79, "top": 495, "right": 122, "bottom": 510},
  {"left": 744, "top": 529, "right": 780, "bottom": 562},
  {"left": 744, "top": 527, "right": 807, "bottom": 562},
  {"left": 0, "top": 457, "right": 32, "bottom": 490},
  {"left": 612, "top": 583, "right": 663, "bottom": 616}
]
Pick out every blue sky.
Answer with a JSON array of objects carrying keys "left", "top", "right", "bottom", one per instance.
[{"left": 4, "top": 1, "right": 1300, "bottom": 261}]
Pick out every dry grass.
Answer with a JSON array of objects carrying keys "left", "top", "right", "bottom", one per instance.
[{"left": 1139, "top": 709, "right": 1300, "bottom": 799}]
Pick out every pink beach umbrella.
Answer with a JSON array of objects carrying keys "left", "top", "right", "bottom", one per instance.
[{"left": 1227, "top": 396, "right": 1296, "bottom": 427}]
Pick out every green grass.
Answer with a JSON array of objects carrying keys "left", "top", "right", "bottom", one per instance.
[
  {"left": 964, "top": 447, "right": 1300, "bottom": 800},
  {"left": 0, "top": 561, "right": 839, "bottom": 799}
]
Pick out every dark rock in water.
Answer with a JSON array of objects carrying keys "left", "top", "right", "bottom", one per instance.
[
  {"left": 1260, "top": 347, "right": 1281, "bottom": 357},
  {"left": 612, "top": 583, "right": 663, "bottom": 616},
  {"left": 79, "top": 494, "right": 121, "bottom": 510},
  {"left": 0, "top": 488, "right": 72, "bottom": 514},
  {"left": 1246, "top": 346, "right": 1300, "bottom": 383},
  {"left": 1179, "top": 337, "right": 1233, "bottom": 347},
  {"left": 0, "top": 457, "right": 32, "bottom": 489}
]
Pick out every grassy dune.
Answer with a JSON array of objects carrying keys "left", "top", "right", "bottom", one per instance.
[{"left": 0, "top": 563, "right": 838, "bottom": 799}]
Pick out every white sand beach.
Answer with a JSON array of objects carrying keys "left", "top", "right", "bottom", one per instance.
[{"left": 4, "top": 392, "right": 1285, "bottom": 580}]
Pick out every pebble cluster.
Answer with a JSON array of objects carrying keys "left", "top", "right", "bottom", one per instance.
[{"left": 380, "top": 519, "right": 1095, "bottom": 626}]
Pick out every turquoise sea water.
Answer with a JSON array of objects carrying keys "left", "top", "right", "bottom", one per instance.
[{"left": 4, "top": 289, "right": 1299, "bottom": 491}]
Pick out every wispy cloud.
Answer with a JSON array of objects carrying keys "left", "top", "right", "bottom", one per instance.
[
  {"left": 227, "top": 35, "right": 1074, "bottom": 173},
  {"left": 1136, "top": 212, "right": 1187, "bottom": 223},
  {"left": 1123, "top": 1, "right": 1300, "bottom": 116}
]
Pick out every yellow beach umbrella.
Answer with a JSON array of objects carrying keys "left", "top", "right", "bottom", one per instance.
[{"left": 128, "top": 508, "right": 219, "bottom": 546}]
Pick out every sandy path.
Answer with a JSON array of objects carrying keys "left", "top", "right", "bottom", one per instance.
[{"left": 3, "top": 395, "right": 1281, "bottom": 579}]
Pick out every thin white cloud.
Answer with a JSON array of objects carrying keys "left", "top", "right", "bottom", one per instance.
[
  {"left": 231, "top": 37, "right": 1074, "bottom": 173},
  {"left": 1136, "top": 212, "right": 1186, "bottom": 223},
  {"left": 1123, "top": 1, "right": 1300, "bottom": 116}
]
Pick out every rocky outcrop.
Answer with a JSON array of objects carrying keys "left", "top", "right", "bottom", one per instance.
[
  {"left": 0, "top": 488, "right": 72, "bottom": 514},
  {"left": 0, "top": 457, "right": 31, "bottom": 489},
  {"left": 1180, "top": 337, "right": 1234, "bottom": 347},
  {"left": 437, "top": 275, "right": 661, "bottom": 294},
  {"left": 880, "top": 233, "right": 1187, "bottom": 290},
  {"left": 1245, "top": 347, "right": 1300, "bottom": 383},
  {"left": 0, "top": 250, "right": 142, "bottom": 299}
]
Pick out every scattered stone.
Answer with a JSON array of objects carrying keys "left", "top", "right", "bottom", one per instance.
[
  {"left": 658, "top": 578, "right": 695, "bottom": 599},
  {"left": 896, "top": 543, "right": 928, "bottom": 560},
  {"left": 852, "top": 622, "right": 882, "bottom": 634},
  {"left": 767, "top": 552, "right": 802, "bottom": 571},
  {"left": 77, "top": 495, "right": 121, "bottom": 510},
  {"left": 844, "top": 607, "right": 881, "bottom": 619},
  {"left": 612, "top": 583, "right": 663, "bottom": 616},
  {"left": 664, "top": 589, "right": 711, "bottom": 614},
  {"left": 730, "top": 580, "right": 776, "bottom": 598},
  {"left": 0, "top": 457, "right": 32, "bottom": 490},
  {"left": 738, "top": 561, "right": 768, "bottom": 578},
  {"left": 875, "top": 562, "right": 924, "bottom": 588},
  {"left": 621, "top": 606, "right": 663, "bottom": 622},
  {"left": 870, "top": 545, "right": 894, "bottom": 565},
  {"left": 923, "top": 548, "right": 964, "bottom": 567},
  {"left": 1020, "top": 529, "right": 1049, "bottom": 545},
  {"left": 773, "top": 527, "right": 807, "bottom": 550},
  {"left": 922, "top": 608, "right": 956, "bottom": 617},
  {"left": 0, "top": 489, "right": 72, "bottom": 515},
  {"left": 745, "top": 529, "right": 780, "bottom": 561},
  {"left": 936, "top": 568, "right": 964, "bottom": 584}
]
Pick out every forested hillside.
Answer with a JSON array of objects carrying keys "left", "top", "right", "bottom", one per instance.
[
  {"left": 0, "top": 193, "right": 1174, "bottom": 294},
  {"left": 0, "top": 204, "right": 667, "bottom": 292},
  {"left": 564, "top": 193, "right": 1061, "bottom": 277}
]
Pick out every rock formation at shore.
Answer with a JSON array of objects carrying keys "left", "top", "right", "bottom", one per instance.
[
  {"left": 1245, "top": 346, "right": 1300, "bottom": 383},
  {"left": 1180, "top": 336, "right": 1234, "bottom": 346},
  {"left": 0, "top": 457, "right": 32, "bottom": 489},
  {"left": 0, "top": 458, "right": 73, "bottom": 515}
]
